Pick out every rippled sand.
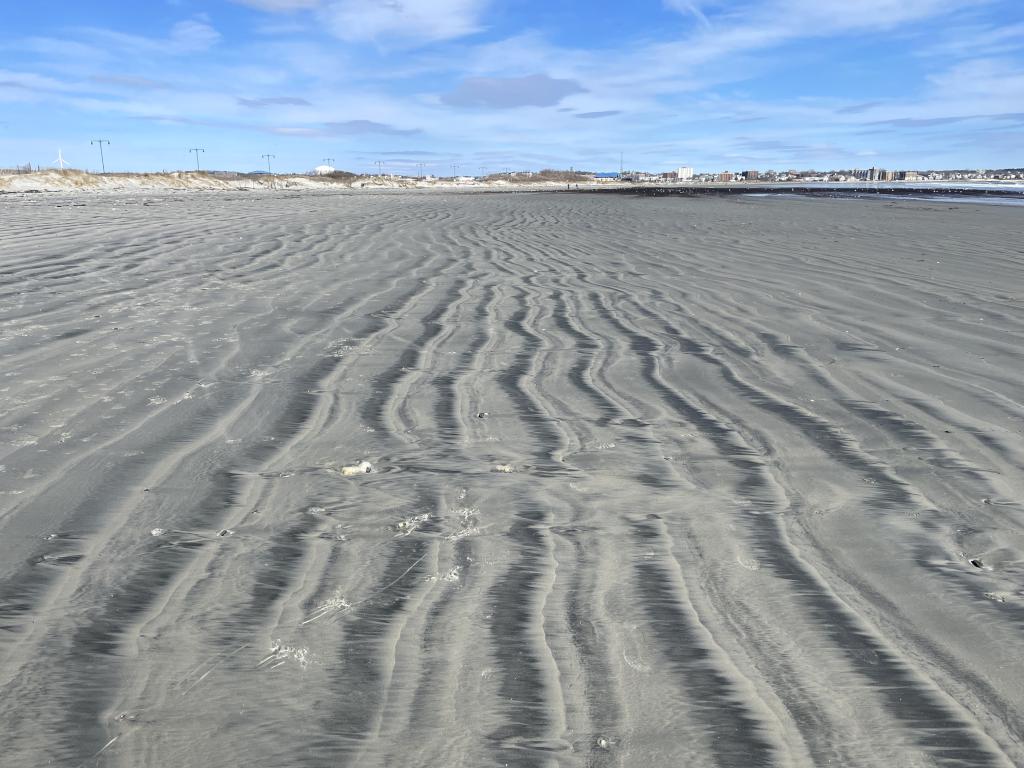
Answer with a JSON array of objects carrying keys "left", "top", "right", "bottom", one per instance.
[{"left": 1, "top": 190, "right": 1022, "bottom": 767}]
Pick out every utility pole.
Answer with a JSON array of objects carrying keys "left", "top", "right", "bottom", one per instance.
[
  {"left": 323, "top": 157, "right": 335, "bottom": 169},
  {"left": 416, "top": 162, "right": 426, "bottom": 178},
  {"left": 451, "top": 163, "right": 459, "bottom": 179},
  {"left": 479, "top": 165, "right": 486, "bottom": 178},
  {"left": 92, "top": 139, "right": 110, "bottom": 173},
  {"left": 620, "top": 151, "right": 623, "bottom": 176},
  {"left": 189, "top": 147, "right": 205, "bottom": 172},
  {"left": 262, "top": 154, "right": 276, "bottom": 188},
  {"left": 374, "top": 160, "right": 385, "bottom": 176}
]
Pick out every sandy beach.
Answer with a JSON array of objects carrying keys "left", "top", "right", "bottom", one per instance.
[{"left": 1, "top": 189, "right": 1022, "bottom": 767}]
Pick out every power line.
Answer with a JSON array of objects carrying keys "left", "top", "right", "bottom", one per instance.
[
  {"left": 189, "top": 147, "right": 205, "bottom": 172},
  {"left": 91, "top": 139, "right": 110, "bottom": 173}
]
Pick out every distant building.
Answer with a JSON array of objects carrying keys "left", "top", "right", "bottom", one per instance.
[
  {"left": 677, "top": 166, "right": 694, "bottom": 180},
  {"left": 878, "top": 169, "right": 895, "bottom": 181},
  {"left": 743, "top": 170, "right": 759, "bottom": 181},
  {"left": 896, "top": 171, "right": 921, "bottom": 181},
  {"left": 717, "top": 172, "right": 734, "bottom": 182}
]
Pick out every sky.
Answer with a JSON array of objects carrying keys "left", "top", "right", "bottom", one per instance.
[{"left": 1, "top": 0, "right": 1022, "bottom": 175}]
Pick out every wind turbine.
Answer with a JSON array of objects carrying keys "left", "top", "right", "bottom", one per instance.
[{"left": 54, "top": 149, "right": 69, "bottom": 171}]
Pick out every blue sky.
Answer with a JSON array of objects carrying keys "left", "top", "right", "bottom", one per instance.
[{"left": 2, "top": 0, "right": 1022, "bottom": 174}]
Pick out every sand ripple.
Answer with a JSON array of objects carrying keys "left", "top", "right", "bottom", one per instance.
[{"left": 0, "top": 190, "right": 1022, "bottom": 767}]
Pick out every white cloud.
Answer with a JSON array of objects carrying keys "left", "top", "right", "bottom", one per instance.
[
  {"left": 318, "top": 0, "right": 487, "bottom": 44},
  {"left": 927, "top": 57, "right": 1024, "bottom": 103},
  {"left": 169, "top": 20, "right": 221, "bottom": 52}
]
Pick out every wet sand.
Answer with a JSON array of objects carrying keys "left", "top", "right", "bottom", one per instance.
[{"left": 1, "top": 190, "right": 1022, "bottom": 767}]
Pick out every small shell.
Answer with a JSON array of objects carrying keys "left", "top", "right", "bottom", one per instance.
[
  {"left": 492, "top": 464, "right": 515, "bottom": 473},
  {"left": 339, "top": 460, "right": 373, "bottom": 476}
]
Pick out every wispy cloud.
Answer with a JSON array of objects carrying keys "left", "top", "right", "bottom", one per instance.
[
  {"left": 318, "top": 0, "right": 488, "bottom": 44},
  {"left": 168, "top": 20, "right": 221, "bottom": 51},
  {"left": 663, "top": 1, "right": 711, "bottom": 28},
  {"left": 575, "top": 110, "right": 621, "bottom": 119},
  {"left": 238, "top": 96, "right": 312, "bottom": 107},
  {"left": 836, "top": 101, "right": 885, "bottom": 114},
  {"left": 868, "top": 116, "right": 970, "bottom": 127},
  {"left": 372, "top": 149, "right": 443, "bottom": 156},
  {"left": 324, "top": 119, "right": 420, "bottom": 135},
  {"left": 69, "top": 19, "right": 221, "bottom": 57},
  {"left": 90, "top": 75, "right": 173, "bottom": 90},
  {"left": 442, "top": 74, "right": 586, "bottom": 108}
]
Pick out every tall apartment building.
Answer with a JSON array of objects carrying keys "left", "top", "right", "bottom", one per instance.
[{"left": 743, "top": 170, "right": 759, "bottom": 180}]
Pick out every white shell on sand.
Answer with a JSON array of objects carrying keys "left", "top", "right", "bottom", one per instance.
[{"left": 339, "top": 460, "right": 373, "bottom": 476}]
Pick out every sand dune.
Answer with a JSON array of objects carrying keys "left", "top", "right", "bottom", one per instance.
[
  {"left": 0, "top": 169, "right": 606, "bottom": 194},
  {"left": 0, "top": 190, "right": 1022, "bottom": 767}
]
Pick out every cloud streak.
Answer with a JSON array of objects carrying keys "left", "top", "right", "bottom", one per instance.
[
  {"left": 442, "top": 74, "right": 586, "bottom": 108},
  {"left": 238, "top": 96, "right": 312, "bottom": 107},
  {"left": 575, "top": 110, "right": 621, "bottom": 119},
  {"left": 324, "top": 119, "right": 421, "bottom": 135}
]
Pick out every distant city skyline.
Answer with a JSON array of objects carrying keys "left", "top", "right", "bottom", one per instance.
[{"left": 2, "top": 0, "right": 1022, "bottom": 174}]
